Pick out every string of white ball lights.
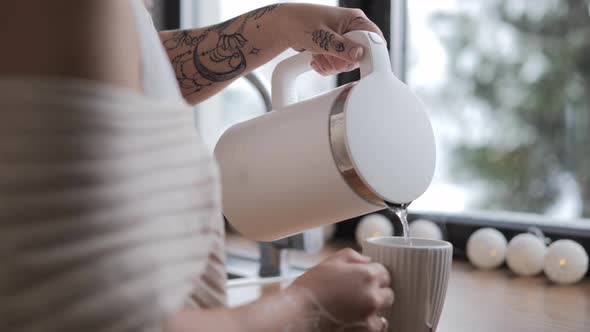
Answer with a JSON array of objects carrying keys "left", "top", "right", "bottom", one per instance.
[
  {"left": 466, "top": 227, "right": 589, "bottom": 284},
  {"left": 353, "top": 214, "right": 589, "bottom": 285}
]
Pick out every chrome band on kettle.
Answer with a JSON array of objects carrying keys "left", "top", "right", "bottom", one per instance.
[{"left": 329, "top": 85, "right": 385, "bottom": 207}]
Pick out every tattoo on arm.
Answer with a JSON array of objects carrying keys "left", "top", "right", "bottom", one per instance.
[
  {"left": 162, "top": 4, "right": 281, "bottom": 96},
  {"left": 308, "top": 30, "right": 345, "bottom": 52}
]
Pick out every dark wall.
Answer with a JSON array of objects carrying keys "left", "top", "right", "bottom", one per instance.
[
  {"left": 338, "top": 0, "right": 391, "bottom": 86},
  {"left": 149, "top": 0, "right": 181, "bottom": 30}
]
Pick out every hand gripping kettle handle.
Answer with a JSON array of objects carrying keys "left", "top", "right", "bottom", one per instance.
[{"left": 271, "top": 30, "right": 392, "bottom": 109}]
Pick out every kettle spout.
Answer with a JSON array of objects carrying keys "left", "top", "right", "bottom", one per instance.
[{"left": 385, "top": 201, "right": 411, "bottom": 210}]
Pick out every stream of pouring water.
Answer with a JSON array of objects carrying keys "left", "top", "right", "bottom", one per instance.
[{"left": 385, "top": 202, "right": 412, "bottom": 245}]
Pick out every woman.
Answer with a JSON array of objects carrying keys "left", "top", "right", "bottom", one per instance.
[{"left": 0, "top": 1, "right": 393, "bottom": 331}]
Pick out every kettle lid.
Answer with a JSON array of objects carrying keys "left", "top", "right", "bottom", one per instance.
[{"left": 343, "top": 73, "right": 436, "bottom": 204}]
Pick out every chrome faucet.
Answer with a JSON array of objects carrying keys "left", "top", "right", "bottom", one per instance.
[
  {"left": 244, "top": 72, "right": 272, "bottom": 112},
  {"left": 243, "top": 72, "right": 325, "bottom": 277},
  {"left": 258, "top": 228, "right": 324, "bottom": 277}
]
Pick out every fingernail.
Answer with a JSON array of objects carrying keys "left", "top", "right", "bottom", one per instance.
[
  {"left": 349, "top": 47, "right": 364, "bottom": 61},
  {"left": 381, "top": 317, "right": 389, "bottom": 332}
]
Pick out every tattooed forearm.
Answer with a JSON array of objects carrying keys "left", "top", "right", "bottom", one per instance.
[
  {"left": 162, "top": 4, "right": 281, "bottom": 96},
  {"left": 309, "top": 30, "right": 345, "bottom": 52}
]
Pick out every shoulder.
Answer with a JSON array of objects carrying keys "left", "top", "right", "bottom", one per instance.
[{"left": 0, "top": 1, "right": 142, "bottom": 92}]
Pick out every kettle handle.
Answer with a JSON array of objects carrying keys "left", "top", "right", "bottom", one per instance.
[{"left": 271, "top": 30, "right": 392, "bottom": 109}]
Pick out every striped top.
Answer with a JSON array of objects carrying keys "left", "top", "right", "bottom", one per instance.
[
  {"left": 0, "top": 2, "right": 228, "bottom": 331},
  {"left": 0, "top": 79, "right": 224, "bottom": 332},
  {"left": 131, "top": 0, "right": 228, "bottom": 312},
  {"left": 130, "top": 0, "right": 228, "bottom": 312}
]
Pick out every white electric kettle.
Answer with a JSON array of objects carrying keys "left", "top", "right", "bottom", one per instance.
[{"left": 215, "top": 31, "right": 436, "bottom": 241}]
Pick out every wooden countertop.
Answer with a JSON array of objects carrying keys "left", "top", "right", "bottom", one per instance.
[
  {"left": 438, "top": 261, "right": 589, "bottom": 332},
  {"left": 226, "top": 235, "right": 590, "bottom": 332}
]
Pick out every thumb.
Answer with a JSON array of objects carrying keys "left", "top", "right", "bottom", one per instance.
[{"left": 309, "top": 29, "right": 364, "bottom": 63}]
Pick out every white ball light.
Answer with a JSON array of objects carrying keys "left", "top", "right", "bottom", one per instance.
[
  {"left": 544, "top": 240, "right": 589, "bottom": 285},
  {"left": 409, "top": 219, "right": 443, "bottom": 240},
  {"left": 356, "top": 214, "right": 393, "bottom": 246},
  {"left": 466, "top": 228, "right": 507, "bottom": 269},
  {"left": 506, "top": 233, "right": 546, "bottom": 276}
]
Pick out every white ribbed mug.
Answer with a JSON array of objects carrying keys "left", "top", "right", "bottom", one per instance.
[{"left": 363, "top": 237, "right": 453, "bottom": 332}]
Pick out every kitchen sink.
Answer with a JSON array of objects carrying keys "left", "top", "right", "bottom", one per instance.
[
  {"left": 227, "top": 272, "right": 244, "bottom": 280},
  {"left": 225, "top": 253, "right": 306, "bottom": 280},
  {"left": 225, "top": 253, "right": 307, "bottom": 306}
]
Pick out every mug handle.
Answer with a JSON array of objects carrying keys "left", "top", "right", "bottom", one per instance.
[{"left": 270, "top": 30, "right": 392, "bottom": 109}]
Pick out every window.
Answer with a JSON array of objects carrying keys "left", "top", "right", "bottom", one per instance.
[
  {"left": 176, "top": 0, "right": 590, "bottom": 233},
  {"left": 408, "top": 0, "right": 590, "bottom": 222}
]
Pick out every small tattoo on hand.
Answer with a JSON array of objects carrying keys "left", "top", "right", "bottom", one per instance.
[{"left": 309, "top": 30, "right": 345, "bottom": 52}]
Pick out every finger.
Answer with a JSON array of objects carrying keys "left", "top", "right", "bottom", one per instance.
[
  {"left": 310, "top": 60, "right": 322, "bottom": 74},
  {"left": 308, "top": 28, "right": 364, "bottom": 63},
  {"left": 315, "top": 54, "right": 337, "bottom": 76},
  {"left": 366, "top": 263, "right": 391, "bottom": 287},
  {"left": 312, "top": 54, "right": 355, "bottom": 74},
  {"left": 311, "top": 59, "right": 329, "bottom": 76},
  {"left": 324, "top": 54, "right": 355, "bottom": 73},
  {"left": 345, "top": 61, "right": 360, "bottom": 72},
  {"left": 329, "top": 248, "right": 371, "bottom": 263},
  {"left": 375, "top": 287, "right": 395, "bottom": 309},
  {"left": 366, "top": 315, "right": 388, "bottom": 332},
  {"left": 347, "top": 10, "right": 387, "bottom": 44},
  {"left": 382, "top": 317, "right": 389, "bottom": 332}
]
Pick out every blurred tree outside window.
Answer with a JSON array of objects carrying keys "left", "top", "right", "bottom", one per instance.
[{"left": 408, "top": 0, "right": 590, "bottom": 220}]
